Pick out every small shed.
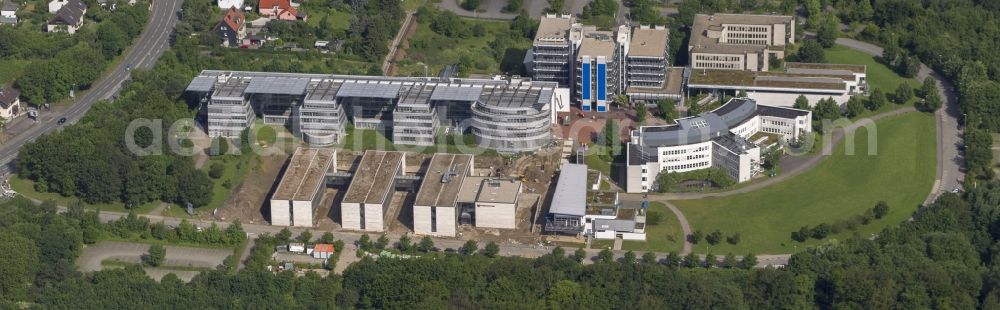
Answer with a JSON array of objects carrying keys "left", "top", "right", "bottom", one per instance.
[{"left": 313, "top": 243, "right": 335, "bottom": 259}]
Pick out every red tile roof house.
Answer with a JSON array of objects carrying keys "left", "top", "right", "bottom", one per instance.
[
  {"left": 258, "top": 0, "right": 306, "bottom": 21},
  {"left": 312, "top": 243, "right": 335, "bottom": 259},
  {"left": 215, "top": 7, "right": 246, "bottom": 47}
]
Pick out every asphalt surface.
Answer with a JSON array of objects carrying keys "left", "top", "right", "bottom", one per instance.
[
  {"left": 46, "top": 199, "right": 784, "bottom": 268},
  {"left": 828, "top": 38, "right": 966, "bottom": 203},
  {"left": 0, "top": 0, "right": 182, "bottom": 174}
]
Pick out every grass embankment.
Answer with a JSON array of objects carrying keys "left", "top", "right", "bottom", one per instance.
[
  {"left": 9, "top": 176, "right": 159, "bottom": 213},
  {"left": 396, "top": 17, "right": 531, "bottom": 77},
  {"left": 340, "top": 126, "right": 497, "bottom": 155},
  {"left": 824, "top": 45, "right": 921, "bottom": 119},
  {"left": 622, "top": 202, "right": 685, "bottom": 253},
  {"left": 672, "top": 112, "right": 936, "bottom": 254}
]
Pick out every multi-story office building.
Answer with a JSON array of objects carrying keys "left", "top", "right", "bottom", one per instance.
[
  {"left": 296, "top": 80, "right": 347, "bottom": 145},
  {"left": 689, "top": 14, "right": 795, "bottom": 72},
  {"left": 392, "top": 84, "right": 439, "bottom": 146},
  {"left": 186, "top": 71, "right": 565, "bottom": 153},
  {"left": 576, "top": 27, "right": 624, "bottom": 112},
  {"left": 624, "top": 98, "right": 811, "bottom": 192},
  {"left": 203, "top": 76, "right": 255, "bottom": 138},
  {"left": 530, "top": 14, "right": 576, "bottom": 88},
  {"left": 625, "top": 25, "right": 674, "bottom": 102},
  {"left": 471, "top": 83, "right": 555, "bottom": 153}
]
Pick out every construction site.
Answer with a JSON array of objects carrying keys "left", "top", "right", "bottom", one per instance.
[{"left": 207, "top": 141, "right": 566, "bottom": 245}]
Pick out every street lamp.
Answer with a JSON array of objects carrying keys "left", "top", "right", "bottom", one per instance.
[{"left": 416, "top": 62, "right": 429, "bottom": 81}]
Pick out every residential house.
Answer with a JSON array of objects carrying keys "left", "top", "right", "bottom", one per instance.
[
  {"left": 0, "top": 87, "right": 22, "bottom": 120},
  {"left": 217, "top": 0, "right": 244, "bottom": 10},
  {"left": 48, "top": 0, "right": 68, "bottom": 13},
  {"left": 258, "top": 0, "right": 305, "bottom": 21},
  {"left": 215, "top": 7, "right": 246, "bottom": 47},
  {"left": 1, "top": 1, "right": 18, "bottom": 25},
  {"left": 47, "top": 0, "right": 86, "bottom": 33}
]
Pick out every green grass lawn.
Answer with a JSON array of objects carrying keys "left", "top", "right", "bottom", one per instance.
[
  {"left": 622, "top": 202, "right": 685, "bottom": 253},
  {"left": 590, "top": 239, "right": 614, "bottom": 250},
  {"left": 9, "top": 175, "right": 159, "bottom": 213},
  {"left": 825, "top": 45, "right": 918, "bottom": 93},
  {"left": 396, "top": 17, "right": 531, "bottom": 77},
  {"left": 0, "top": 59, "right": 30, "bottom": 85},
  {"left": 306, "top": 9, "right": 351, "bottom": 30},
  {"left": 339, "top": 126, "right": 497, "bottom": 155},
  {"left": 203, "top": 153, "right": 258, "bottom": 210},
  {"left": 672, "top": 112, "right": 936, "bottom": 254}
]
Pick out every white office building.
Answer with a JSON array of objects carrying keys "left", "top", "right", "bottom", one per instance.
[{"left": 625, "top": 98, "right": 811, "bottom": 193}]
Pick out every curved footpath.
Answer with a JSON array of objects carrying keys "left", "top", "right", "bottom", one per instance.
[
  {"left": 622, "top": 37, "right": 965, "bottom": 261},
  {"left": 0, "top": 0, "right": 182, "bottom": 174}
]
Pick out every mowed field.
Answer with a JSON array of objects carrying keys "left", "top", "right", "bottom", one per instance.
[
  {"left": 622, "top": 202, "right": 686, "bottom": 253},
  {"left": 825, "top": 45, "right": 917, "bottom": 93},
  {"left": 672, "top": 112, "right": 936, "bottom": 254}
]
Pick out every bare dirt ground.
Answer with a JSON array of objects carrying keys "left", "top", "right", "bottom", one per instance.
[
  {"left": 314, "top": 188, "right": 343, "bottom": 230},
  {"left": 387, "top": 13, "right": 420, "bottom": 77},
  {"left": 212, "top": 152, "right": 288, "bottom": 225},
  {"left": 457, "top": 192, "right": 544, "bottom": 245},
  {"left": 386, "top": 191, "right": 415, "bottom": 234}
]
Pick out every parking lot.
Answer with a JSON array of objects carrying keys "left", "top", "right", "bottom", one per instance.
[{"left": 77, "top": 241, "right": 233, "bottom": 281}]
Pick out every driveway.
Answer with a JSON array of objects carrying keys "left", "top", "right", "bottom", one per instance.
[{"left": 830, "top": 37, "right": 965, "bottom": 204}]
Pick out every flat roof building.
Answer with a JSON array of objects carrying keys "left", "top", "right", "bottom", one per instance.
[
  {"left": 340, "top": 150, "right": 405, "bottom": 231},
  {"left": 530, "top": 14, "right": 577, "bottom": 88},
  {"left": 689, "top": 14, "right": 795, "bottom": 72},
  {"left": 186, "top": 71, "right": 563, "bottom": 153},
  {"left": 545, "top": 163, "right": 588, "bottom": 233},
  {"left": 626, "top": 26, "right": 680, "bottom": 102},
  {"left": 470, "top": 82, "right": 555, "bottom": 153},
  {"left": 625, "top": 97, "right": 812, "bottom": 192},
  {"left": 270, "top": 148, "right": 336, "bottom": 227},
  {"left": 686, "top": 62, "right": 868, "bottom": 106},
  {"left": 577, "top": 27, "right": 626, "bottom": 112},
  {"left": 413, "top": 153, "right": 474, "bottom": 237},
  {"left": 459, "top": 178, "right": 522, "bottom": 229}
]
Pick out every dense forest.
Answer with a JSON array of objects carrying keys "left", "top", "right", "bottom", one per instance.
[
  {"left": 15, "top": 62, "right": 214, "bottom": 207},
  {"left": 3, "top": 180, "right": 1000, "bottom": 308}
]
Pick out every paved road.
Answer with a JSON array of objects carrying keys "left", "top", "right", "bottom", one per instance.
[
  {"left": 626, "top": 106, "right": 917, "bottom": 202},
  {"left": 46, "top": 200, "right": 785, "bottom": 268},
  {"left": 827, "top": 37, "right": 965, "bottom": 203},
  {"left": 662, "top": 201, "right": 692, "bottom": 254},
  {"left": 0, "top": 0, "right": 182, "bottom": 174}
]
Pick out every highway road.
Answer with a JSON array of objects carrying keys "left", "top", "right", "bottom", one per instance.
[{"left": 0, "top": 0, "right": 182, "bottom": 174}]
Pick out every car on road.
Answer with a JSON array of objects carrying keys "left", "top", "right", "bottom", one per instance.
[
  {"left": 126, "top": 64, "right": 133, "bottom": 71},
  {"left": 57, "top": 117, "right": 67, "bottom": 125}
]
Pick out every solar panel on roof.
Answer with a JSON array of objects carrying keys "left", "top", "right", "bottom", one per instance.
[
  {"left": 337, "top": 82, "right": 401, "bottom": 98},
  {"left": 430, "top": 85, "right": 483, "bottom": 102},
  {"left": 186, "top": 76, "right": 216, "bottom": 92},
  {"left": 245, "top": 76, "right": 310, "bottom": 95}
]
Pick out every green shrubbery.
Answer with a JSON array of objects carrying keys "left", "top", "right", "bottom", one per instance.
[{"left": 655, "top": 167, "right": 736, "bottom": 192}]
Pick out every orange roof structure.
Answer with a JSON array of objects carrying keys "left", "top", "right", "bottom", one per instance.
[{"left": 313, "top": 244, "right": 335, "bottom": 253}]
